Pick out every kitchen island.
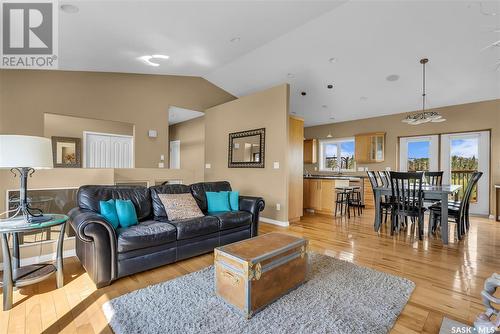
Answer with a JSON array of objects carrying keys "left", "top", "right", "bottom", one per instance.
[{"left": 303, "top": 175, "right": 373, "bottom": 215}]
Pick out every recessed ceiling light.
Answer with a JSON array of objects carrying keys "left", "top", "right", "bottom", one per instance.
[
  {"left": 327, "top": 84, "right": 334, "bottom": 89},
  {"left": 230, "top": 37, "right": 241, "bottom": 43},
  {"left": 360, "top": 96, "right": 368, "bottom": 101},
  {"left": 287, "top": 73, "right": 295, "bottom": 78},
  {"left": 60, "top": 4, "right": 79, "bottom": 13},
  {"left": 386, "top": 74, "right": 400, "bottom": 82},
  {"left": 301, "top": 92, "right": 307, "bottom": 96},
  {"left": 329, "top": 57, "right": 337, "bottom": 63},
  {"left": 138, "top": 54, "right": 170, "bottom": 67}
]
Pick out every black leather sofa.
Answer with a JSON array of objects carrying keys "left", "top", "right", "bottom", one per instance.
[{"left": 68, "top": 181, "right": 265, "bottom": 288}]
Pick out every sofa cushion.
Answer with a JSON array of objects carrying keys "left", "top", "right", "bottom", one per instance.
[
  {"left": 150, "top": 184, "right": 192, "bottom": 220},
  {"left": 78, "top": 185, "right": 152, "bottom": 221},
  {"left": 117, "top": 220, "right": 176, "bottom": 253},
  {"left": 209, "top": 211, "right": 252, "bottom": 231},
  {"left": 158, "top": 193, "right": 204, "bottom": 220},
  {"left": 190, "top": 181, "right": 232, "bottom": 213},
  {"left": 167, "top": 216, "right": 220, "bottom": 240}
]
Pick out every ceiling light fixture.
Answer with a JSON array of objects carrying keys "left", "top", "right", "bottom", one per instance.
[
  {"left": 329, "top": 57, "right": 337, "bottom": 63},
  {"left": 138, "top": 54, "right": 170, "bottom": 67},
  {"left": 327, "top": 84, "right": 334, "bottom": 89},
  {"left": 386, "top": 74, "right": 400, "bottom": 82},
  {"left": 60, "top": 4, "right": 79, "bottom": 13},
  {"left": 402, "top": 58, "right": 446, "bottom": 125},
  {"left": 230, "top": 37, "right": 241, "bottom": 43}
]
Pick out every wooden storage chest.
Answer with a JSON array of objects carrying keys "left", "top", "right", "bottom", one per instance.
[{"left": 214, "top": 233, "right": 308, "bottom": 318}]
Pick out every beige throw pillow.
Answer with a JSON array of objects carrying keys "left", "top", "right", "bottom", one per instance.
[{"left": 158, "top": 193, "right": 204, "bottom": 220}]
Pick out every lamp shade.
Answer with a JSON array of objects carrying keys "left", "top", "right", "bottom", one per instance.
[{"left": 0, "top": 135, "right": 53, "bottom": 169}]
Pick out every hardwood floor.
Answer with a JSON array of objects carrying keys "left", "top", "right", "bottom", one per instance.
[{"left": 1, "top": 210, "right": 499, "bottom": 333}]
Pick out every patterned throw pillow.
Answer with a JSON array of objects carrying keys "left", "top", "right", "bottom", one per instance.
[{"left": 158, "top": 193, "right": 204, "bottom": 221}]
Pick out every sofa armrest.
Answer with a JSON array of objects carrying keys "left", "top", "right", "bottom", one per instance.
[
  {"left": 238, "top": 196, "right": 265, "bottom": 237},
  {"left": 68, "top": 207, "right": 118, "bottom": 287}
]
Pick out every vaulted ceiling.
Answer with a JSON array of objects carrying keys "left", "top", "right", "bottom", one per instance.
[{"left": 59, "top": 1, "right": 500, "bottom": 126}]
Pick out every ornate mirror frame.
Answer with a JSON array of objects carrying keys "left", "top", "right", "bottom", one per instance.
[
  {"left": 228, "top": 128, "right": 265, "bottom": 168},
  {"left": 51, "top": 136, "right": 82, "bottom": 168}
]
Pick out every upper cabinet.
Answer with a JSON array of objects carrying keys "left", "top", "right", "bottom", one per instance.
[
  {"left": 303, "top": 139, "right": 317, "bottom": 164},
  {"left": 355, "top": 132, "right": 385, "bottom": 163}
]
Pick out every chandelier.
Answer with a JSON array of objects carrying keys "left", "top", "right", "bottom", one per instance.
[{"left": 402, "top": 58, "right": 446, "bottom": 125}]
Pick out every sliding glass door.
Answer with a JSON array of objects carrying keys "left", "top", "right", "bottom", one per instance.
[
  {"left": 399, "top": 136, "right": 439, "bottom": 172},
  {"left": 441, "top": 131, "right": 490, "bottom": 215}
]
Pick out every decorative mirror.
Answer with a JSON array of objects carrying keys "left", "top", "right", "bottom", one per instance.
[
  {"left": 228, "top": 128, "right": 265, "bottom": 168},
  {"left": 51, "top": 136, "right": 81, "bottom": 168}
]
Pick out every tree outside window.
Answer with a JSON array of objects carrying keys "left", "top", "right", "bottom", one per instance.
[{"left": 319, "top": 138, "right": 355, "bottom": 171}]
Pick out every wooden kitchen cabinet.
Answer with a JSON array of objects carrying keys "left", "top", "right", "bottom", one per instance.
[
  {"left": 309, "top": 179, "right": 321, "bottom": 210},
  {"left": 303, "top": 178, "right": 351, "bottom": 215},
  {"left": 363, "top": 178, "right": 375, "bottom": 209},
  {"left": 355, "top": 132, "right": 385, "bottom": 163},
  {"left": 303, "top": 139, "right": 317, "bottom": 164},
  {"left": 303, "top": 179, "right": 310, "bottom": 208},
  {"left": 320, "top": 180, "right": 334, "bottom": 212}
]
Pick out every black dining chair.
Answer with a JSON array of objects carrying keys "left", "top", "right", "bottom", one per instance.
[
  {"left": 422, "top": 171, "right": 444, "bottom": 206},
  {"left": 389, "top": 172, "right": 426, "bottom": 240},
  {"left": 367, "top": 171, "right": 392, "bottom": 225},
  {"left": 424, "top": 171, "right": 443, "bottom": 186},
  {"left": 428, "top": 171, "right": 482, "bottom": 239}
]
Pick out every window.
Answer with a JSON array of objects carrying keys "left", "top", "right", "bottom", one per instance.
[{"left": 319, "top": 138, "right": 355, "bottom": 171}]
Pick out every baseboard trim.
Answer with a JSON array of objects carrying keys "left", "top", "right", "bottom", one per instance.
[
  {"left": 0, "top": 249, "right": 76, "bottom": 268},
  {"left": 260, "top": 217, "right": 289, "bottom": 227}
]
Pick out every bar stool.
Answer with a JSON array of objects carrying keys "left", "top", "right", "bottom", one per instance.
[
  {"left": 348, "top": 186, "right": 363, "bottom": 216},
  {"left": 334, "top": 187, "right": 356, "bottom": 218}
]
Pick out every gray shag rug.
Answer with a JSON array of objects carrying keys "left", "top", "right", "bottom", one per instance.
[{"left": 103, "top": 253, "right": 415, "bottom": 334}]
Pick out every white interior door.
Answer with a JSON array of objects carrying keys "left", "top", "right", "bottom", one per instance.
[
  {"left": 399, "top": 135, "right": 439, "bottom": 172},
  {"left": 84, "top": 132, "right": 134, "bottom": 168},
  {"left": 441, "top": 131, "right": 490, "bottom": 215},
  {"left": 169, "top": 140, "right": 180, "bottom": 169}
]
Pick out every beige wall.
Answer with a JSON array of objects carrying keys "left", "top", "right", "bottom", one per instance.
[
  {"left": 44, "top": 113, "right": 134, "bottom": 140},
  {"left": 205, "top": 84, "right": 290, "bottom": 222},
  {"left": 168, "top": 116, "right": 205, "bottom": 182},
  {"left": 0, "top": 69, "right": 235, "bottom": 167},
  {"left": 304, "top": 99, "right": 500, "bottom": 215}
]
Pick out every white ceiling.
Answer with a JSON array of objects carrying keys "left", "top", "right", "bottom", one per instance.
[
  {"left": 58, "top": 1, "right": 500, "bottom": 126},
  {"left": 168, "top": 106, "right": 204, "bottom": 125}
]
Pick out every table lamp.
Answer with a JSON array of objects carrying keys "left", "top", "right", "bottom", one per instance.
[{"left": 0, "top": 135, "right": 53, "bottom": 223}]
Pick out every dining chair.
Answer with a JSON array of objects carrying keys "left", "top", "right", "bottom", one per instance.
[
  {"left": 367, "top": 171, "right": 392, "bottom": 225},
  {"left": 389, "top": 171, "right": 426, "bottom": 240},
  {"left": 424, "top": 171, "right": 443, "bottom": 186},
  {"left": 429, "top": 171, "right": 482, "bottom": 239},
  {"left": 422, "top": 171, "right": 444, "bottom": 206}
]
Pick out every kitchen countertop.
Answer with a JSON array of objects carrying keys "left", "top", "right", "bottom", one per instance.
[{"left": 303, "top": 175, "right": 365, "bottom": 181}]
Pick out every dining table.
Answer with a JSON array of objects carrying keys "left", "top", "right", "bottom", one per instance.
[{"left": 372, "top": 184, "right": 462, "bottom": 244}]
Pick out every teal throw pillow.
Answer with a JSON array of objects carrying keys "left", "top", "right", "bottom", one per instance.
[
  {"left": 206, "top": 191, "right": 231, "bottom": 212},
  {"left": 99, "top": 199, "right": 120, "bottom": 229},
  {"left": 229, "top": 191, "right": 239, "bottom": 211},
  {"left": 115, "top": 199, "right": 138, "bottom": 228}
]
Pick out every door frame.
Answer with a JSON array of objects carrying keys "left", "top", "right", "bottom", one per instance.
[
  {"left": 440, "top": 130, "right": 490, "bottom": 215},
  {"left": 398, "top": 135, "right": 439, "bottom": 172},
  {"left": 83, "top": 131, "right": 135, "bottom": 168},
  {"left": 169, "top": 140, "right": 180, "bottom": 169},
  {"left": 398, "top": 129, "right": 491, "bottom": 215}
]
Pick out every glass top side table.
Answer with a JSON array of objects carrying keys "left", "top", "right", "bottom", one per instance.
[{"left": 0, "top": 214, "right": 68, "bottom": 310}]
